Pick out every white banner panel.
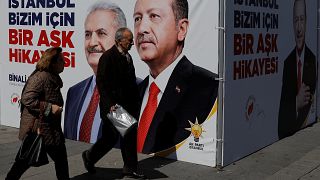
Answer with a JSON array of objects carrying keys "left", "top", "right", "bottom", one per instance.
[
  {"left": 224, "top": 0, "right": 318, "bottom": 166},
  {"left": 0, "top": 0, "right": 5, "bottom": 125},
  {"left": 0, "top": 0, "right": 219, "bottom": 167}
]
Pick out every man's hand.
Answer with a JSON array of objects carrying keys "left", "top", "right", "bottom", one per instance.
[
  {"left": 296, "top": 83, "right": 311, "bottom": 110},
  {"left": 110, "top": 105, "right": 116, "bottom": 112},
  {"left": 51, "top": 104, "right": 63, "bottom": 115}
]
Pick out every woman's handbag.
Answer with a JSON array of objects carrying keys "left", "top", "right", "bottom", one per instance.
[
  {"left": 16, "top": 75, "right": 49, "bottom": 167},
  {"left": 15, "top": 130, "right": 49, "bottom": 167},
  {"left": 107, "top": 104, "right": 137, "bottom": 137}
]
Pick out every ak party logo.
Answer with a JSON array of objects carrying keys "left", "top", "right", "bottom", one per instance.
[{"left": 11, "top": 93, "right": 21, "bottom": 107}]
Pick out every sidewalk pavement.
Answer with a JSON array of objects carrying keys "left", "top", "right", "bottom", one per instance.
[{"left": 0, "top": 122, "right": 320, "bottom": 180}]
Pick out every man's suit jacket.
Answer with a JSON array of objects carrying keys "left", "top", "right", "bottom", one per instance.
[
  {"left": 64, "top": 76, "right": 103, "bottom": 141},
  {"left": 278, "top": 45, "right": 316, "bottom": 139},
  {"left": 139, "top": 56, "right": 219, "bottom": 153},
  {"left": 97, "top": 45, "right": 140, "bottom": 122},
  {"left": 86, "top": 45, "right": 140, "bottom": 168}
]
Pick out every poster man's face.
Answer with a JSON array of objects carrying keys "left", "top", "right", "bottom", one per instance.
[
  {"left": 84, "top": 10, "right": 117, "bottom": 74},
  {"left": 133, "top": 0, "right": 180, "bottom": 64},
  {"left": 293, "top": 0, "right": 306, "bottom": 53}
]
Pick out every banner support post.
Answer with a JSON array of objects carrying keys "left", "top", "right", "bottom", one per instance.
[{"left": 216, "top": 0, "right": 225, "bottom": 169}]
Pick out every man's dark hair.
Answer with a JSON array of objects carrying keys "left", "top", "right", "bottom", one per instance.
[
  {"left": 293, "top": 0, "right": 306, "bottom": 17},
  {"left": 171, "top": 0, "right": 188, "bottom": 23}
]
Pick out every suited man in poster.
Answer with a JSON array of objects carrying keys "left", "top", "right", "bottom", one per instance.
[
  {"left": 134, "top": 0, "right": 219, "bottom": 154},
  {"left": 64, "top": 1, "right": 127, "bottom": 143},
  {"left": 278, "top": 0, "right": 316, "bottom": 139}
]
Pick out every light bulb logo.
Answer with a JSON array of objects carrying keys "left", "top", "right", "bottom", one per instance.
[{"left": 185, "top": 118, "right": 205, "bottom": 142}]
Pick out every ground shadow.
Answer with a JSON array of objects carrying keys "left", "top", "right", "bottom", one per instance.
[
  {"left": 137, "top": 155, "right": 177, "bottom": 179},
  {"left": 71, "top": 167, "right": 123, "bottom": 180},
  {"left": 70, "top": 156, "right": 176, "bottom": 179}
]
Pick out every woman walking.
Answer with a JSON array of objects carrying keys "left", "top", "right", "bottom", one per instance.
[{"left": 6, "top": 47, "right": 70, "bottom": 180}]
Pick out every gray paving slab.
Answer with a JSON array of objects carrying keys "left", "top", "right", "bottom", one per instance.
[{"left": 0, "top": 122, "right": 319, "bottom": 179}]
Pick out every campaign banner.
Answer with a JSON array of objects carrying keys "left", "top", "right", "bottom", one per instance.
[
  {"left": 224, "top": 0, "right": 318, "bottom": 166},
  {"left": 317, "top": 1, "right": 320, "bottom": 120},
  {"left": 0, "top": 63, "right": 2, "bottom": 125},
  {"left": 0, "top": 0, "right": 5, "bottom": 126},
  {"left": 0, "top": 0, "right": 219, "bottom": 167},
  {"left": 1, "top": 0, "right": 81, "bottom": 128}
]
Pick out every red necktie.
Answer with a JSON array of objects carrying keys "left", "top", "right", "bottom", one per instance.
[
  {"left": 297, "top": 59, "right": 302, "bottom": 91},
  {"left": 137, "top": 82, "right": 160, "bottom": 152},
  {"left": 79, "top": 86, "right": 100, "bottom": 143}
]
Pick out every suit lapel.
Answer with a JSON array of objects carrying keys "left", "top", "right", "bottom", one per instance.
[
  {"left": 138, "top": 77, "right": 149, "bottom": 114},
  {"left": 143, "top": 56, "right": 193, "bottom": 152},
  {"left": 303, "top": 47, "right": 309, "bottom": 82},
  {"left": 156, "top": 57, "right": 191, "bottom": 120},
  {"left": 302, "top": 46, "right": 315, "bottom": 88},
  {"left": 286, "top": 50, "right": 298, "bottom": 94},
  {"left": 75, "top": 77, "right": 93, "bottom": 127}
]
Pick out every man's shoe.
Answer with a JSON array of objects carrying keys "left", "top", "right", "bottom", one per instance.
[
  {"left": 123, "top": 171, "right": 147, "bottom": 179},
  {"left": 82, "top": 150, "right": 96, "bottom": 174}
]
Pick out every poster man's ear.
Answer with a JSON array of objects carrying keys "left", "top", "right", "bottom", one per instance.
[{"left": 177, "top": 19, "right": 189, "bottom": 41}]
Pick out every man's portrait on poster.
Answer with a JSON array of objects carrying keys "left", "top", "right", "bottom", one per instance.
[
  {"left": 278, "top": 0, "right": 316, "bottom": 139},
  {"left": 64, "top": 1, "right": 128, "bottom": 143},
  {"left": 134, "top": 0, "right": 219, "bottom": 154}
]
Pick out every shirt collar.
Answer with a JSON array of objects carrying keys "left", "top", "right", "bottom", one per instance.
[
  {"left": 148, "top": 53, "right": 184, "bottom": 93},
  {"left": 296, "top": 45, "right": 305, "bottom": 65},
  {"left": 91, "top": 75, "right": 97, "bottom": 90}
]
